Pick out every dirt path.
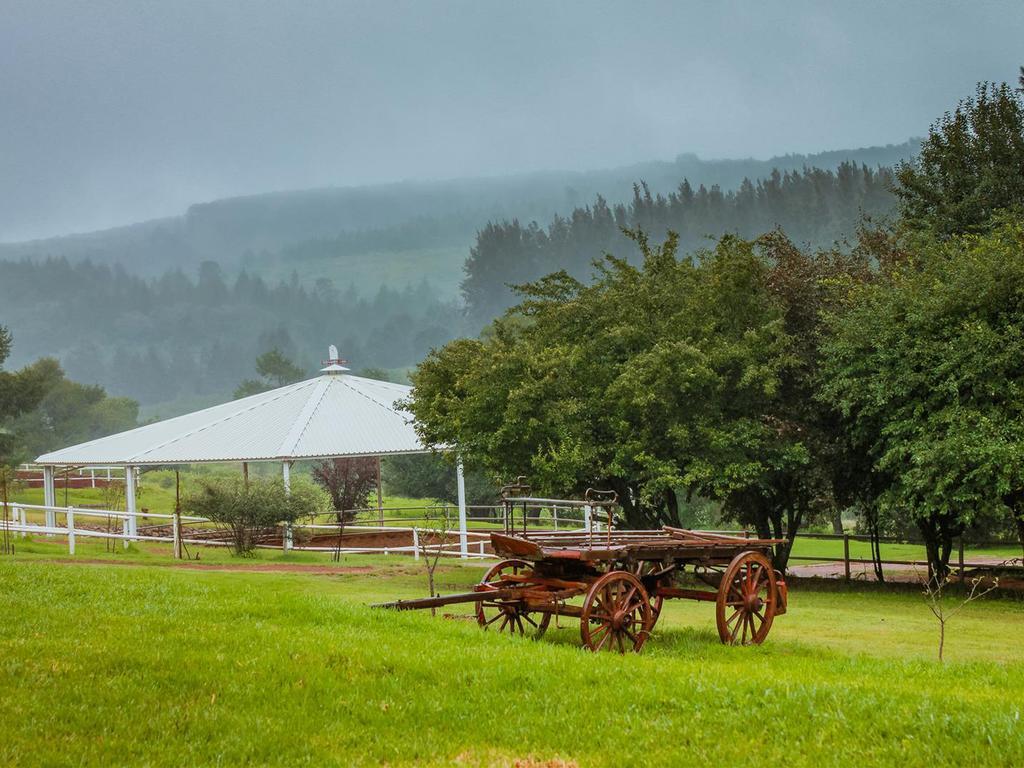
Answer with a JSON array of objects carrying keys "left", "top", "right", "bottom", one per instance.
[{"left": 41, "top": 558, "right": 377, "bottom": 575}]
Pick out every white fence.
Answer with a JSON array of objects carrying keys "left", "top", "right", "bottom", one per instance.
[{"left": 0, "top": 502, "right": 496, "bottom": 560}]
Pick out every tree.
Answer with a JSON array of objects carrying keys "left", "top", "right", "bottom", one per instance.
[
  {"left": 0, "top": 327, "right": 52, "bottom": 453},
  {"left": 1, "top": 329, "right": 131, "bottom": 465},
  {"left": 895, "top": 80, "right": 1024, "bottom": 238},
  {"left": 311, "top": 457, "right": 379, "bottom": 516},
  {"left": 410, "top": 229, "right": 836, "bottom": 570},
  {"left": 312, "top": 456, "right": 380, "bottom": 562},
  {"left": 187, "top": 475, "right": 328, "bottom": 556},
  {"left": 919, "top": 572, "right": 998, "bottom": 662},
  {"left": 821, "top": 221, "right": 1024, "bottom": 576},
  {"left": 10, "top": 372, "right": 138, "bottom": 460},
  {"left": 234, "top": 348, "right": 305, "bottom": 399},
  {"left": 718, "top": 231, "right": 872, "bottom": 569}
]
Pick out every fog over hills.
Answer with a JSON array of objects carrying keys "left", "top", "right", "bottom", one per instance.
[{"left": 0, "top": 140, "right": 918, "bottom": 291}]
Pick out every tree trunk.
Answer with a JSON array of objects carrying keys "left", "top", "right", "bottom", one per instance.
[
  {"left": 868, "top": 515, "right": 885, "bottom": 583},
  {"left": 919, "top": 518, "right": 949, "bottom": 580},
  {"left": 663, "top": 487, "right": 679, "bottom": 527},
  {"left": 772, "top": 505, "right": 804, "bottom": 574},
  {"left": 830, "top": 509, "right": 844, "bottom": 535}
]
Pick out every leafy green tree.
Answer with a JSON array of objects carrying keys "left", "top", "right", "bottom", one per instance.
[
  {"left": 895, "top": 80, "right": 1024, "bottom": 238},
  {"left": 821, "top": 221, "right": 1024, "bottom": 575},
  {"left": 234, "top": 348, "right": 305, "bottom": 398},
  {"left": 411, "top": 230, "right": 839, "bottom": 568},
  {"left": 1, "top": 329, "right": 108, "bottom": 464},
  {"left": 10, "top": 367, "right": 138, "bottom": 460}
]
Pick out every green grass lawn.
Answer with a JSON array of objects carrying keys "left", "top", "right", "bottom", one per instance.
[{"left": 1, "top": 543, "right": 1022, "bottom": 766}]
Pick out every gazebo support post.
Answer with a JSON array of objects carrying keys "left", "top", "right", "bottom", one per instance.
[
  {"left": 376, "top": 456, "right": 384, "bottom": 527},
  {"left": 456, "top": 458, "right": 468, "bottom": 558},
  {"left": 172, "top": 469, "right": 182, "bottom": 560},
  {"left": 282, "top": 461, "right": 293, "bottom": 552},
  {"left": 42, "top": 466, "right": 56, "bottom": 532},
  {"left": 125, "top": 465, "right": 138, "bottom": 547}
]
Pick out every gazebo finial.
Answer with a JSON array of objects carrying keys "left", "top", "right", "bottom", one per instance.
[{"left": 320, "top": 344, "right": 350, "bottom": 374}]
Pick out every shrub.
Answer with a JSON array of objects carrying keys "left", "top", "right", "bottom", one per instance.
[{"left": 187, "top": 475, "right": 329, "bottom": 556}]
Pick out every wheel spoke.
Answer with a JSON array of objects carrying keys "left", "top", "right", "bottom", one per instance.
[
  {"left": 729, "top": 613, "right": 743, "bottom": 642},
  {"left": 522, "top": 613, "right": 538, "bottom": 628},
  {"left": 620, "top": 585, "right": 638, "bottom": 610},
  {"left": 484, "top": 612, "right": 504, "bottom": 627}
]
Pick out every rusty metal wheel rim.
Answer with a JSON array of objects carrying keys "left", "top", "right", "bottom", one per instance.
[
  {"left": 475, "top": 558, "right": 551, "bottom": 638},
  {"left": 716, "top": 551, "right": 777, "bottom": 645},
  {"left": 580, "top": 570, "right": 653, "bottom": 653}
]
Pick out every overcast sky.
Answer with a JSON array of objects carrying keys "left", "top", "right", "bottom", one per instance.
[{"left": 1, "top": 0, "right": 1021, "bottom": 241}]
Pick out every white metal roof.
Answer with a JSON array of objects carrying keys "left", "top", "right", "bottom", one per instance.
[{"left": 35, "top": 373, "right": 427, "bottom": 466}]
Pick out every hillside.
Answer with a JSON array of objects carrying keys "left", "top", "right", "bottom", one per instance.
[
  {"left": 0, "top": 140, "right": 918, "bottom": 289},
  {"left": 0, "top": 140, "right": 917, "bottom": 410}
]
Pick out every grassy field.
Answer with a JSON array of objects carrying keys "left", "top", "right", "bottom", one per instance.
[{"left": 1, "top": 542, "right": 1022, "bottom": 766}]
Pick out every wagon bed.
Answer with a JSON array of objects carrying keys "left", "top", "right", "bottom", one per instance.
[{"left": 490, "top": 526, "right": 783, "bottom": 565}]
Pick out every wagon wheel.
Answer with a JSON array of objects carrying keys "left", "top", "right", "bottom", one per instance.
[
  {"left": 630, "top": 561, "right": 665, "bottom": 628},
  {"left": 580, "top": 570, "right": 653, "bottom": 653},
  {"left": 716, "top": 551, "right": 777, "bottom": 646},
  {"left": 475, "top": 559, "right": 552, "bottom": 639}
]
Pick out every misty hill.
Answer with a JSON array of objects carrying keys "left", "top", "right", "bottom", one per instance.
[
  {"left": 0, "top": 140, "right": 917, "bottom": 412},
  {"left": 0, "top": 140, "right": 918, "bottom": 294}
]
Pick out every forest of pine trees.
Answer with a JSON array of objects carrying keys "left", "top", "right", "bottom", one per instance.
[{"left": 462, "top": 162, "right": 896, "bottom": 321}]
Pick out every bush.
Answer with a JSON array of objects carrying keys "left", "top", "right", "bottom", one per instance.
[{"left": 187, "top": 475, "right": 329, "bottom": 556}]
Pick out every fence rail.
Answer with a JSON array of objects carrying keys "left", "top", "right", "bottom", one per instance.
[
  {"left": 2, "top": 501, "right": 1020, "bottom": 579},
  {"left": 0, "top": 501, "right": 504, "bottom": 560}
]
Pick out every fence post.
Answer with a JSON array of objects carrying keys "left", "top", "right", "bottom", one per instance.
[
  {"left": 843, "top": 534, "right": 850, "bottom": 582},
  {"left": 958, "top": 537, "right": 965, "bottom": 580},
  {"left": 412, "top": 527, "right": 420, "bottom": 561},
  {"left": 553, "top": 505, "right": 559, "bottom": 531},
  {"left": 584, "top": 504, "right": 592, "bottom": 532},
  {"left": 66, "top": 506, "right": 75, "bottom": 555}
]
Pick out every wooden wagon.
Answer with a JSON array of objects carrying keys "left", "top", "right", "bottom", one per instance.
[{"left": 378, "top": 488, "right": 788, "bottom": 653}]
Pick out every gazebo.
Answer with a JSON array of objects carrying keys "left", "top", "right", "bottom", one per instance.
[{"left": 34, "top": 351, "right": 470, "bottom": 553}]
